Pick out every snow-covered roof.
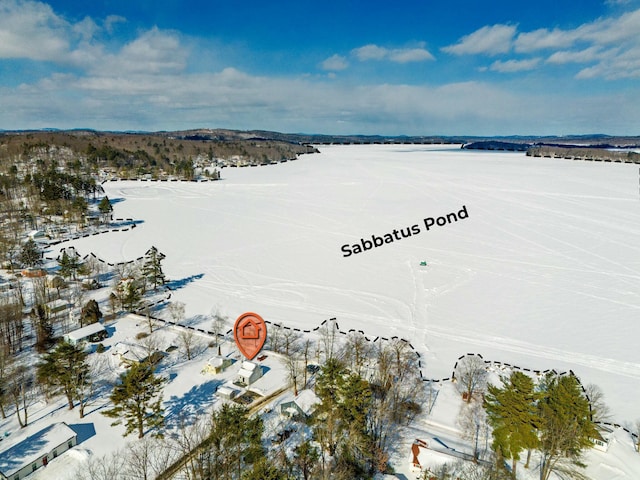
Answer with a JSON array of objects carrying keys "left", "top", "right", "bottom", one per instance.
[
  {"left": 0, "top": 422, "right": 76, "bottom": 477},
  {"left": 241, "top": 361, "right": 257, "bottom": 371},
  {"left": 208, "top": 356, "right": 225, "bottom": 367},
  {"left": 293, "top": 390, "right": 320, "bottom": 416},
  {"left": 112, "top": 342, "right": 130, "bottom": 355},
  {"left": 64, "top": 322, "right": 106, "bottom": 342},
  {"left": 217, "top": 386, "right": 237, "bottom": 398}
]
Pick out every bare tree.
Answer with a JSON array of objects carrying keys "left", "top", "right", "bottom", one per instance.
[
  {"left": 0, "top": 345, "right": 12, "bottom": 418},
  {"left": 282, "top": 350, "right": 302, "bottom": 396},
  {"left": 122, "top": 436, "right": 176, "bottom": 480},
  {"left": 454, "top": 355, "right": 487, "bottom": 403},
  {"left": 457, "top": 400, "right": 490, "bottom": 461},
  {"left": 77, "top": 354, "right": 109, "bottom": 418},
  {"left": 280, "top": 329, "right": 301, "bottom": 357},
  {"left": 0, "top": 296, "right": 23, "bottom": 353},
  {"left": 584, "top": 383, "right": 610, "bottom": 424},
  {"left": 139, "top": 332, "right": 164, "bottom": 363},
  {"left": 210, "top": 309, "right": 227, "bottom": 355},
  {"left": 268, "top": 322, "right": 282, "bottom": 353},
  {"left": 319, "top": 320, "right": 337, "bottom": 362},
  {"left": 178, "top": 329, "right": 198, "bottom": 361},
  {"left": 8, "top": 363, "right": 35, "bottom": 428},
  {"left": 74, "top": 451, "right": 126, "bottom": 480},
  {"left": 168, "top": 301, "right": 186, "bottom": 324},
  {"left": 301, "top": 338, "right": 313, "bottom": 388},
  {"left": 342, "top": 332, "right": 372, "bottom": 377}
]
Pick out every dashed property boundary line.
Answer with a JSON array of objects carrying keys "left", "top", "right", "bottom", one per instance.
[
  {"left": 38, "top": 246, "right": 640, "bottom": 441},
  {"left": 257, "top": 318, "right": 638, "bottom": 442},
  {"left": 43, "top": 218, "right": 139, "bottom": 248}
]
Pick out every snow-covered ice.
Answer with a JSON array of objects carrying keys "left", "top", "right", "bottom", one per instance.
[{"left": 35, "top": 144, "right": 640, "bottom": 477}]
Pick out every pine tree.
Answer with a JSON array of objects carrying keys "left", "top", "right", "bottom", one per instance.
[
  {"left": 58, "top": 250, "right": 81, "bottom": 280},
  {"left": 31, "top": 304, "right": 54, "bottom": 353},
  {"left": 36, "top": 341, "right": 89, "bottom": 411},
  {"left": 98, "top": 196, "right": 112, "bottom": 224},
  {"left": 142, "top": 247, "right": 166, "bottom": 291},
  {"left": 484, "top": 371, "right": 539, "bottom": 476},
  {"left": 102, "top": 362, "right": 165, "bottom": 438},
  {"left": 80, "top": 299, "right": 103, "bottom": 326},
  {"left": 537, "top": 374, "right": 599, "bottom": 480},
  {"left": 19, "top": 238, "right": 42, "bottom": 268}
]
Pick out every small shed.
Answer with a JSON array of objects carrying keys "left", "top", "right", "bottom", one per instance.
[
  {"left": 236, "top": 361, "right": 263, "bottom": 386},
  {"left": 202, "top": 356, "right": 233, "bottom": 375},
  {"left": 64, "top": 323, "right": 107, "bottom": 346},
  {"left": 217, "top": 385, "right": 239, "bottom": 400},
  {"left": 0, "top": 422, "right": 77, "bottom": 480},
  {"left": 280, "top": 390, "right": 320, "bottom": 419}
]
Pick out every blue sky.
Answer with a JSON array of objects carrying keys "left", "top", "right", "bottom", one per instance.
[{"left": 1, "top": 0, "right": 639, "bottom": 135}]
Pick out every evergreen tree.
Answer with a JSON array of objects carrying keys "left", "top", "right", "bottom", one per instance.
[
  {"left": 102, "top": 362, "right": 165, "bottom": 438},
  {"left": 31, "top": 304, "right": 54, "bottom": 353},
  {"left": 314, "top": 358, "right": 347, "bottom": 456},
  {"left": 537, "top": 374, "right": 599, "bottom": 480},
  {"left": 19, "top": 238, "right": 42, "bottom": 268},
  {"left": 80, "top": 299, "right": 103, "bottom": 327},
  {"left": 206, "top": 403, "right": 264, "bottom": 479},
  {"left": 58, "top": 250, "right": 81, "bottom": 280},
  {"left": 241, "top": 458, "right": 287, "bottom": 480},
  {"left": 115, "top": 278, "right": 143, "bottom": 312},
  {"left": 98, "top": 196, "right": 113, "bottom": 223},
  {"left": 484, "top": 371, "right": 539, "bottom": 476},
  {"left": 37, "top": 341, "right": 89, "bottom": 411},
  {"left": 142, "top": 247, "right": 166, "bottom": 291},
  {"left": 293, "top": 440, "right": 320, "bottom": 480}
]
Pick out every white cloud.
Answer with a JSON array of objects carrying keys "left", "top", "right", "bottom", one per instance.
[
  {"left": 351, "top": 43, "right": 434, "bottom": 63},
  {"left": 104, "top": 15, "right": 126, "bottom": 34},
  {"left": 388, "top": 47, "right": 435, "bottom": 63},
  {"left": 442, "top": 24, "right": 517, "bottom": 56},
  {"left": 321, "top": 54, "right": 349, "bottom": 71},
  {"left": 0, "top": 0, "right": 71, "bottom": 61},
  {"left": 489, "top": 58, "right": 541, "bottom": 73},
  {"left": 546, "top": 46, "right": 605, "bottom": 64}
]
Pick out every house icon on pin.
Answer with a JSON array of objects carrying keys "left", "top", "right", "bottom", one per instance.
[{"left": 240, "top": 318, "right": 262, "bottom": 339}]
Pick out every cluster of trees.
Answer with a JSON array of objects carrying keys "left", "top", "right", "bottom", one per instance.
[
  {"left": 111, "top": 246, "right": 167, "bottom": 313},
  {"left": 451, "top": 355, "right": 609, "bottom": 480}
]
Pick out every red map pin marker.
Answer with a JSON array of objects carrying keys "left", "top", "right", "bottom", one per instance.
[{"left": 233, "top": 312, "right": 268, "bottom": 360}]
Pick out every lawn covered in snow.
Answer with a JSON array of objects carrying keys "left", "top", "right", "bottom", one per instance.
[{"left": 59, "top": 144, "right": 640, "bottom": 426}]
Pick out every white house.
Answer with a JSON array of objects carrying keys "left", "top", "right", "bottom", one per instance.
[
  {"left": 0, "top": 422, "right": 77, "bottom": 480},
  {"left": 236, "top": 361, "right": 263, "bottom": 386},
  {"left": 280, "top": 390, "right": 320, "bottom": 419},
  {"left": 591, "top": 425, "right": 614, "bottom": 452},
  {"left": 64, "top": 322, "right": 107, "bottom": 346}
]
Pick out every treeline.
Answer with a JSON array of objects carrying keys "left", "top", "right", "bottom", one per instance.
[
  {"left": 0, "top": 130, "right": 316, "bottom": 178},
  {"left": 527, "top": 145, "right": 640, "bottom": 163}
]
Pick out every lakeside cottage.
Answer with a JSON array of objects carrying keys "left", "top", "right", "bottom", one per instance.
[
  {"left": 236, "top": 361, "right": 263, "bottom": 386},
  {"left": 0, "top": 422, "right": 77, "bottom": 480}
]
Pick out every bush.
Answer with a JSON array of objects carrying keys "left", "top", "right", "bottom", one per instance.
[
  {"left": 136, "top": 331, "right": 149, "bottom": 340},
  {"left": 96, "top": 343, "right": 105, "bottom": 353}
]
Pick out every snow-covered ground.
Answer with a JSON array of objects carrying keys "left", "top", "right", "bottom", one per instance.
[{"left": 28, "top": 143, "right": 639, "bottom": 477}]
